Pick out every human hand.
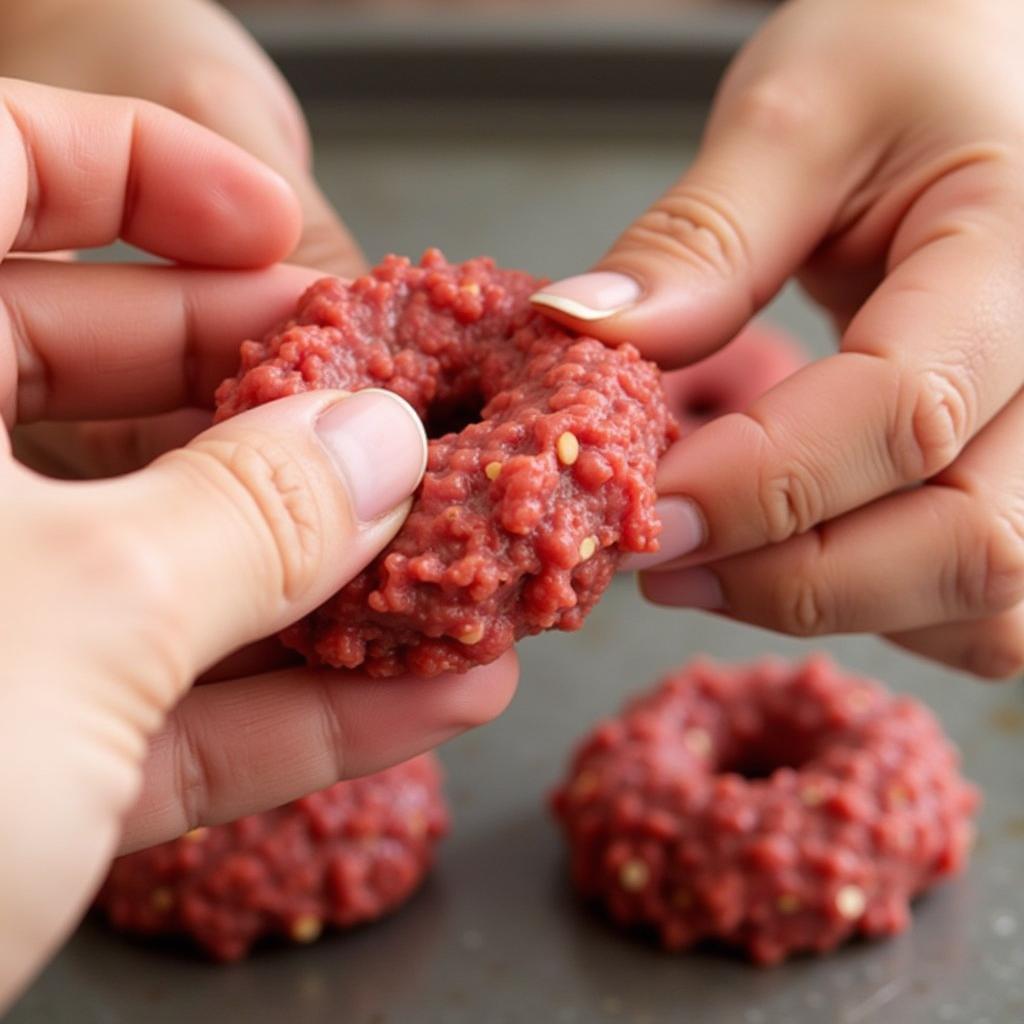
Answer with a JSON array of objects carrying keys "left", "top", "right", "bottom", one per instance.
[
  {"left": 533, "top": 0, "right": 1024, "bottom": 679},
  {"left": 2, "top": 0, "right": 365, "bottom": 477},
  {"left": 0, "top": 79, "right": 516, "bottom": 1006},
  {"left": 0, "top": 0, "right": 362, "bottom": 277}
]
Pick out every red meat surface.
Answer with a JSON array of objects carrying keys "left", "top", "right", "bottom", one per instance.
[
  {"left": 216, "top": 250, "right": 677, "bottom": 677},
  {"left": 552, "top": 657, "right": 978, "bottom": 965},
  {"left": 97, "top": 755, "right": 447, "bottom": 962}
]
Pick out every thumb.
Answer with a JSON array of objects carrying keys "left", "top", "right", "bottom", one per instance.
[
  {"left": 109, "top": 387, "right": 426, "bottom": 677},
  {"left": 531, "top": 81, "right": 859, "bottom": 367}
]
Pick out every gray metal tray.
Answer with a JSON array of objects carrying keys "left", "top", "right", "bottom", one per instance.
[{"left": 12, "top": 588, "right": 1024, "bottom": 1024}]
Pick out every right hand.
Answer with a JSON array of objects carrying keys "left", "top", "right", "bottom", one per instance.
[{"left": 533, "top": 0, "right": 1024, "bottom": 679}]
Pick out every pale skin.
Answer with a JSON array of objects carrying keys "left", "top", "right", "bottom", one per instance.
[
  {"left": 534, "top": 0, "right": 1024, "bottom": 680},
  {"left": 1, "top": 0, "right": 1022, "bottom": 1006},
  {"left": 1, "top": 0, "right": 368, "bottom": 478},
  {"left": 0, "top": 48, "right": 516, "bottom": 1017}
]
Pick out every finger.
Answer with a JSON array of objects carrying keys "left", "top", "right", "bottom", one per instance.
[
  {"left": 169, "top": 62, "right": 366, "bottom": 278},
  {"left": 287, "top": 182, "right": 368, "bottom": 279},
  {"left": 530, "top": 64, "right": 879, "bottom": 365},
  {"left": 196, "top": 638, "right": 301, "bottom": 685},
  {"left": 887, "top": 605, "right": 1024, "bottom": 681},
  {"left": 625, "top": 161, "right": 1024, "bottom": 571},
  {"left": 118, "top": 651, "right": 519, "bottom": 852},
  {"left": 642, "top": 388, "right": 1024, "bottom": 638},
  {"left": 0, "top": 78, "right": 300, "bottom": 263},
  {"left": 0, "top": 259, "right": 319, "bottom": 426},
  {"left": 78, "top": 387, "right": 428, "bottom": 693},
  {"left": 7, "top": 250, "right": 75, "bottom": 262},
  {"left": 2, "top": 0, "right": 365, "bottom": 277},
  {"left": 13, "top": 410, "right": 211, "bottom": 479}
]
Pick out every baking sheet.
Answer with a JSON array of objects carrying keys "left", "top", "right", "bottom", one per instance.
[
  {"left": 12, "top": 590, "right": 1024, "bottom": 1024},
  {"left": 10, "top": 97, "right": 1024, "bottom": 1024}
]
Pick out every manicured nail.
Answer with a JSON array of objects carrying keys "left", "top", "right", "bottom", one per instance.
[
  {"left": 641, "top": 567, "right": 725, "bottom": 610},
  {"left": 531, "top": 272, "right": 642, "bottom": 321},
  {"left": 316, "top": 388, "right": 428, "bottom": 522},
  {"left": 619, "top": 497, "right": 706, "bottom": 572}
]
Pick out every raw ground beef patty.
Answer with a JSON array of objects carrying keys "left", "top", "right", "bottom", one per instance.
[
  {"left": 96, "top": 754, "right": 447, "bottom": 962},
  {"left": 215, "top": 250, "right": 677, "bottom": 677},
  {"left": 551, "top": 657, "right": 978, "bottom": 965}
]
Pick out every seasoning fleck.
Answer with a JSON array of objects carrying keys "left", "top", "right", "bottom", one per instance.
[
  {"left": 556, "top": 431, "right": 580, "bottom": 466},
  {"left": 151, "top": 888, "right": 174, "bottom": 911},
  {"left": 291, "top": 915, "right": 323, "bottom": 944},
  {"left": 777, "top": 894, "right": 801, "bottom": 914},
  {"left": 619, "top": 859, "right": 650, "bottom": 892},
  {"left": 836, "top": 885, "right": 866, "bottom": 920},
  {"left": 458, "top": 624, "right": 485, "bottom": 646}
]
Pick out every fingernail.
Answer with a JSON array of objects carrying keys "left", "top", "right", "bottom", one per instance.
[
  {"left": 619, "top": 497, "right": 706, "bottom": 572},
  {"left": 531, "top": 272, "right": 642, "bottom": 321},
  {"left": 316, "top": 388, "right": 428, "bottom": 522},
  {"left": 640, "top": 567, "right": 725, "bottom": 610}
]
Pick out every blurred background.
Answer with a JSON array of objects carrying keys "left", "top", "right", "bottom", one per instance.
[{"left": 203, "top": 0, "right": 807, "bottom": 325}]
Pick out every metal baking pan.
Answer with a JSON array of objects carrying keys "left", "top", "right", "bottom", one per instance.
[{"left": 13, "top": 586, "right": 1023, "bottom": 1023}]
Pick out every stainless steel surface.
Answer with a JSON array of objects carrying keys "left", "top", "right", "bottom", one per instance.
[{"left": 10, "top": 101, "right": 1024, "bottom": 1024}]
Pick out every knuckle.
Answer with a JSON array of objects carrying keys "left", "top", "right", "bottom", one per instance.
[
  {"left": 977, "top": 505, "right": 1024, "bottom": 613},
  {"left": 172, "top": 716, "right": 214, "bottom": 832},
  {"left": 726, "top": 74, "right": 824, "bottom": 144},
  {"left": 776, "top": 576, "right": 832, "bottom": 638},
  {"left": 745, "top": 415, "right": 825, "bottom": 544},
  {"left": 964, "top": 641, "right": 1024, "bottom": 681},
  {"left": 951, "top": 501, "right": 1024, "bottom": 616},
  {"left": 621, "top": 184, "right": 752, "bottom": 287},
  {"left": 772, "top": 532, "right": 834, "bottom": 637},
  {"left": 316, "top": 682, "right": 349, "bottom": 782},
  {"left": 895, "top": 367, "right": 974, "bottom": 481},
  {"left": 188, "top": 434, "right": 326, "bottom": 606},
  {"left": 756, "top": 468, "right": 822, "bottom": 544}
]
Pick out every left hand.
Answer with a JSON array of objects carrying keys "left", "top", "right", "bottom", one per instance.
[
  {"left": 0, "top": 79, "right": 517, "bottom": 1008},
  {"left": 2, "top": 0, "right": 365, "bottom": 477}
]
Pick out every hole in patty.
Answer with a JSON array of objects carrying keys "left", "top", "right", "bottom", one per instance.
[
  {"left": 718, "top": 728, "right": 821, "bottom": 781},
  {"left": 423, "top": 384, "right": 487, "bottom": 440}
]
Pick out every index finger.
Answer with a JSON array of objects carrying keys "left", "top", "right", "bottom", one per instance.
[
  {"left": 639, "top": 159, "right": 1024, "bottom": 570},
  {"left": 0, "top": 78, "right": 300, "bottom": 266}
]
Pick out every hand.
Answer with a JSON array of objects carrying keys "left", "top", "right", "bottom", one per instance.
[
  {"left": 2, "top": 0, "right": 365, "bottom": 476},
  {"left": 0, "top": 0, "right": 362, "bottom": 277},
  {"left": 533, "top": 0, "right": 1024, "bottom": 679},
  {"left": 0, "top": 79, "right": 517, "bottom": 1006}
]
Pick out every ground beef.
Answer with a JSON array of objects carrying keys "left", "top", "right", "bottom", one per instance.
[
  {"left": 215, "top": 249, "right": 677, "bottom": 677},
  {"left": 551, "top": 657, "right": 979, "bottom": 966},
  {"left": 96, "top": 754, "right": 447, "bottom": 962}
]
